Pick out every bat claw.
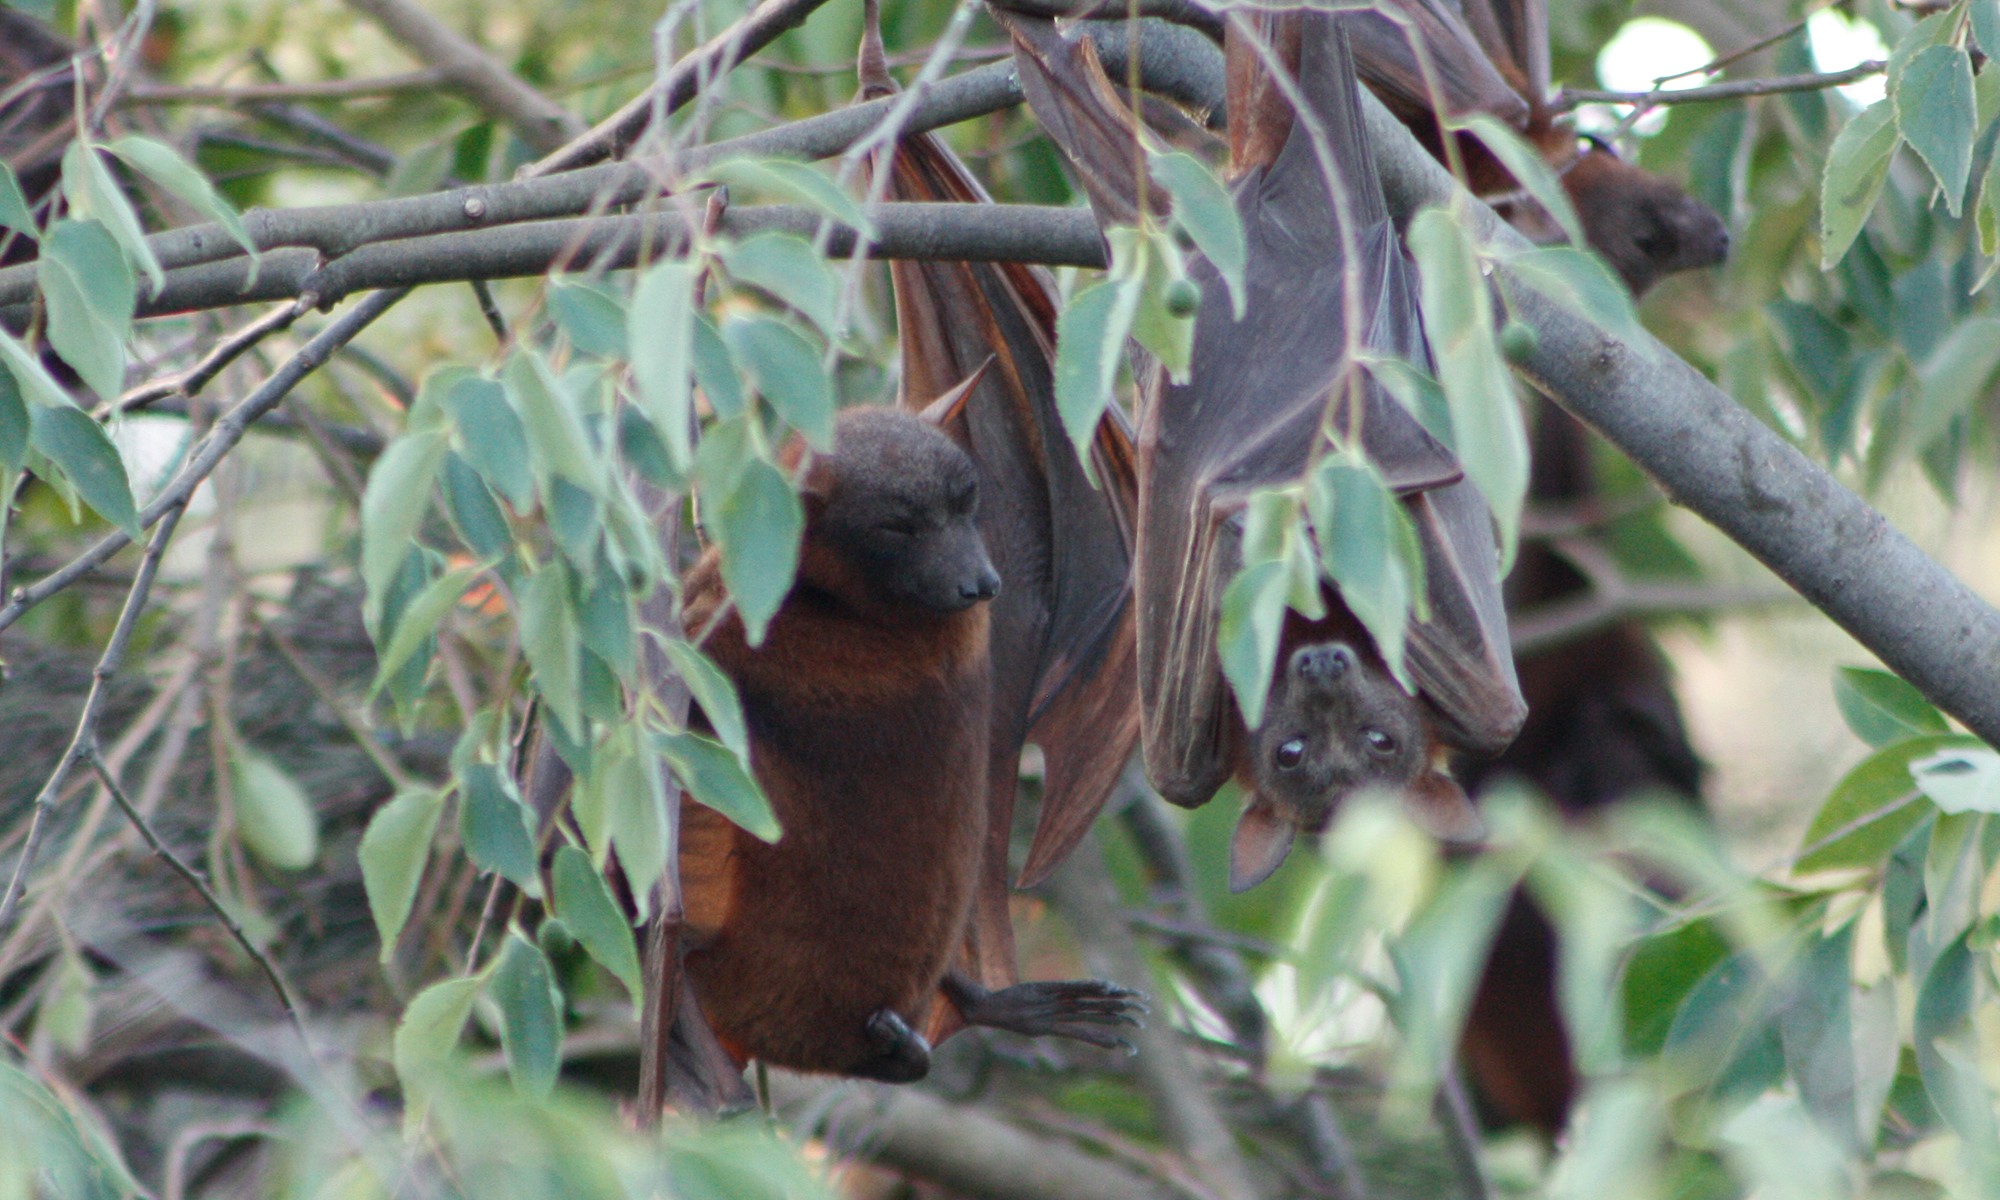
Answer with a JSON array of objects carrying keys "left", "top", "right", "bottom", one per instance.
[{"left": 946, "top": 975, "right": 1149, "bottom": 1048}]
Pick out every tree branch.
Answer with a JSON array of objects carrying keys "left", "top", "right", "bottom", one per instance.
[
  {"left": 340, "top": 0, "right": 584, "bottom": 153},
  {"left": 88, "top": 203, "right": 1107, "bottom": 320},
  {"left": 1353, "top": 84, "right": 2000, "bottom": 748},
  {"left": 120, "top": 70, "right": 450, "bottom": 106},
  {"left": 770, "top": 1071, "right": 1178, "bottom": 1200},
  {"left": 1556, "top": 61, "right": 1883, "bottom": 110}
]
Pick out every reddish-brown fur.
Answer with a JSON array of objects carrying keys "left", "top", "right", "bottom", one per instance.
[{"left": 675, "top": 430, "right": 994, "bottom": 1076}]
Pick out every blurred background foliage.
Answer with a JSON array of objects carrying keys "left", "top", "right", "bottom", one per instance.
[{"left": 2, "top": 0, "right": 1999, "bottom": 1198}]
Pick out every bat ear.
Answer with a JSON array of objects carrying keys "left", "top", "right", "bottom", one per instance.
[
  {"left": 917, "top": 355, "right": 994, "bottom": 433},
  {"left": 1229, "top": 794, "right": 1297, "bottom": 893},
  {"left": 1402, "top": 770, "right": 1483, "bottom": 846}
]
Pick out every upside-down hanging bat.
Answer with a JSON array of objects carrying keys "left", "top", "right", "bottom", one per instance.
[
  {"left": 674, "top": 398, "right": 1139, "bottom": 1083},
  {"left": 1001, "top": 8, "right": 1524, "bottom": 886},
  {"left": 646, "top": 3, "right": 1152, "bottom": 1100}
]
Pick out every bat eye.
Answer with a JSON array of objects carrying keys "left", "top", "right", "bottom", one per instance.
[
  {"left": 1274, "top": 738, "right": 1306, "bottom": 770},
  {"left": 1362, "top": 728, "right": 1396, "bottom": 756}
]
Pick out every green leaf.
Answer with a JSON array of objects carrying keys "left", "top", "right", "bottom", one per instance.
[
  {"left": 1121, "top": 226, "right": 1195, "bottom": 383},
  {"left": 1975, "top": 0, "right": 2000, "bottom": 61},
  {"left": 104, "top": 135, "right": 258, "bottom": 262},
  {"left": 547, "top": 282, "right": 626, "bottom": 358},
  {"left": 393, "top": 975, "right": 481, "bottom": 1123},
  {"left": 230, "top": 749, "right": 320, "bottom": 871},
  {"left": 1908, "top": 316, "right": 2000, "bottom": 458},
  {"left": 0, "top": 364, "right": 26, "bottom": 476},
  {"left": 0, "top": 161, "right": 35, "bottom": 239},
  {"left": 1908, "top": 746, "right": 2000, "bottom": 814},
  {"left": 709, "top": 455, "right": 803, "bottom": 647},
  {"left": 457, "top": 762, "right": 543, "bottom": 896},
  {"left": 1152, "top": 150, "right": 1246, "bottom": 319},
  {"left": 1719, "top": 1092, "right": 1851, "bottom": 1200},
  {"left": 0, "top": 326, "right": 72, "bottom": 409},
  {"left": 618, "top": 403, "right": 684, "bottom": 490},
  {"left": 1821, "top": 98, "right": 1898, "bottom": 271},
  {"left": 1452, "top": 112, "right": 1586, "bottom": 250},
  {"left": 1544, "top": 1080, "right": 1665, "bottom": 1200},
  {"left": 60, "top": 140, "right": 161, "bottom": 291},
  {"left": 503, "top": 349, "right": 599, "bottom": 497},
  {"left": 1834, "top": 666, "right": 1950, "bottom": 748},
  {"left": 1053, "top": 272, "right": 1142, "bottom": 479},
  {"left": 1529, "top": 841, "right": 1635, "bottom": 1077},
  {"left": 661, "top": 730, "right": 781, "bottom": 843},
  {"left": 1361, "top": 354, "right": 1455, "bottom": 452},
  {"left": 1772, "top": 923, "right": 1860, "bottom": 1146},
  {"left": 1499, "top": 246, "right": 1650, "bottom": 359},
  {"left": 628, "top": 260, "right": 698, "bottom": 472},
  {"left": 1408, "top": 205, "right": 1526, "bottom": 565},
  {"left": 550, "top": 844, "right": 642, "bottom": 1011},
  {"left": 1216, "top": 557, "right": 1289, "bottom": 731},
  {"left": 664, "top": 640, "right": 750, "bottom": 765},
  {"left": 39, "top": 219, "right": 134, "bottom": 403},
  {"left": 1894, "top": 44, "right": 1976, "bottom": 216},
  {"left": 1795, "top": 734, "right": 1981, "bottom": 873},
  {"left": 578, "top": 725, "right": 672, "bottom": 919},
  {"left": 698, "top": 157, "right": 874, "bottom": 239},
  {"left": 721, "top": 231, "right": 842, "bottom": 335},
  {"left": 723, "top": 313, "right": 833, "bottom": 451},
  {"left": 1385, "top": 853, "right": 1518, "bottom": 1104},
  {"left": 518, "top": 563, "right": 583, "bottom": 738},
  {"left": 27, "top": 404, "right": 139, "bottom": 537},
  {"left": 546, "top": 475, "right": 604, "bottom": 571},
  {"left": 359, "top": 787, "right": 445, "bottom": 964},
  {"left": 1307, "top": 455, "right": 1419, "bottom": 688},
  {"left": 487, "top": 933, "right": 563, "bottom": 1099},
  {"left": 359, "top": 428, "right": 447, "bottom": 621},
  {"left": 445, "top": 375, "right": 535, "bottom": 511},
  {"left": 371, "top": 564, "right": 478, "bottom": 695},
  {"left": 1913, "top": 933, "right": 2000, "bottom": 1164},
  {"left": 691, "top": 313, "right": 745, "bottom": 420},
  {"left": 439, "top": 452, "right": 513, "bottom": 562}
]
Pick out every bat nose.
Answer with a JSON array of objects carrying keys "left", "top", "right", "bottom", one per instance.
[{"left": 963, "top": 566, "right": 1001, "bottom": 602}]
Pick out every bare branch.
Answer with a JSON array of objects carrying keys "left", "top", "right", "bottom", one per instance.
[
  {"left": 526, "top": 0, "right": 840, "bottom": 176},
  {"left": 770, "top": 1071, "right": 1179, "bottom": 1200},
  {"left": 110, "top": 299, "right": 309, "bottom": 415},
  {"left": 87, "top": 744, "right": 312, "bottom": 1052},
  {"left": 340, "top": 0, "right": 584, "bottom": 153},
  {"left": 0, "top": 288, "right": 411, "bottom": 635},
  {"left": 98, "top": 203, "right": 1107, "bottom": 319},
  {"left": 0, "top": 502, "right": 186, "bottom": 936},
  {"left": 989, "top": 0, "right": 1222, "bottom": 42},
  {"left": 1556, "top": 61, "right": 1883, "bottom": 110},
  {"left": 120, "top": 70, "right": 449, "bottom": 106}
]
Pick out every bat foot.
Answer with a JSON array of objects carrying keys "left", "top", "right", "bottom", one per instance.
[
  {"left": 853, "top": 1008, "right": 932, "bottom": 1083},
  {"left": 945, "top": 974, "right": 1148, "bottom": 1053}
]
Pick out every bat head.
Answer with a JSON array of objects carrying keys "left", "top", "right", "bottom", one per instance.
[
  {"left": 801, "top": 408, "right": 1001, "bottom": 617},
  {"left": 1562, "top": 142, "right": 1729, "bottom": 297},
  {"left": 1229, "top": 640, "right": 1481, "bottom": 891}
]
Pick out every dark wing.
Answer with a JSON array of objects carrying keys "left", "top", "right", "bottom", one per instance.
[
  {"left": 1456, "top": 0, "right": 1550, "bottom": 105},
  {"left": 1342, "top": 0, "right": 1529, "bottom": 128},
  {"left": 1137, "top": 10, "right": 1525, "bottom": 806},
  {"left": 863, "top": 55, "right": 1142, "bottom": 991}
]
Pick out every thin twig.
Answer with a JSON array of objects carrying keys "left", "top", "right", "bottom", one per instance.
[
  {"left": 109, "top": 298, "right": 311, "bottom": 416},
  {"left": 0, "top": 502, "right": 186, "bottom": 935},
  {"left": 1434, "top": 1063, "right": 1489, "bottom": 1200},
  {"left": 468, "top": 278, "right": 508, "bottom": 343},
  {"left": 87, "top": 746, "right": 313, "bottom": 1051},
  {"left": 0, "top": 287, "right": 409, "bottom": 636},
  {"left": 1556, "top": 61, "right": 1883, "bottom": 111},
  {"left": 525, "top": 0, "right": 839, "bottom": 176},
  {"left": 121, "top": 70, "right": 449, "bottom": 106}
]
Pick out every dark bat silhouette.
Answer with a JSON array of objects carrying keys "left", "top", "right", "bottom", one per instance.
[
  {"left": 1348, "top": 0, "right": 1728, "bottom": 292},
  {"left": 1004, "top": 9, "right": 1525, "bottom": 881}
]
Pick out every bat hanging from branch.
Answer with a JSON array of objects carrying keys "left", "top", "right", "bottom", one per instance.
[{"left": 997, "top": 6, "right": 1525, "bottom": 892}]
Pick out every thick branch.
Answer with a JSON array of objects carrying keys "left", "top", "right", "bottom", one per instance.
[
  {"left": 104, "top": 203, "right": 1104, "bottom": 318},
  {"left": 1355, "top": 87, "right": 2000, "bottom": 748},
  {"left": 0, "top": 60, "right": 1027, "bottom": 309},
  {"left": 770, "top": 1072, "right": 1177, "bottom": 1200},
  {"left": 340, "top": 0, "right": 584, "bottom": 153}
]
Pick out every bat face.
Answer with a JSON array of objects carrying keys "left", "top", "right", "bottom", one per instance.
[
  {"left": 1251, "top": 641, "right": 1431, "bottom": 831},
  {"left": 807, "top": 409, "right": 1000, "bottom": 616}
]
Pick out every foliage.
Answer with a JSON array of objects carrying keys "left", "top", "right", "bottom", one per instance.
[{"left": 0, "top": 0, "right": 1997, "bottom": 1198}]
